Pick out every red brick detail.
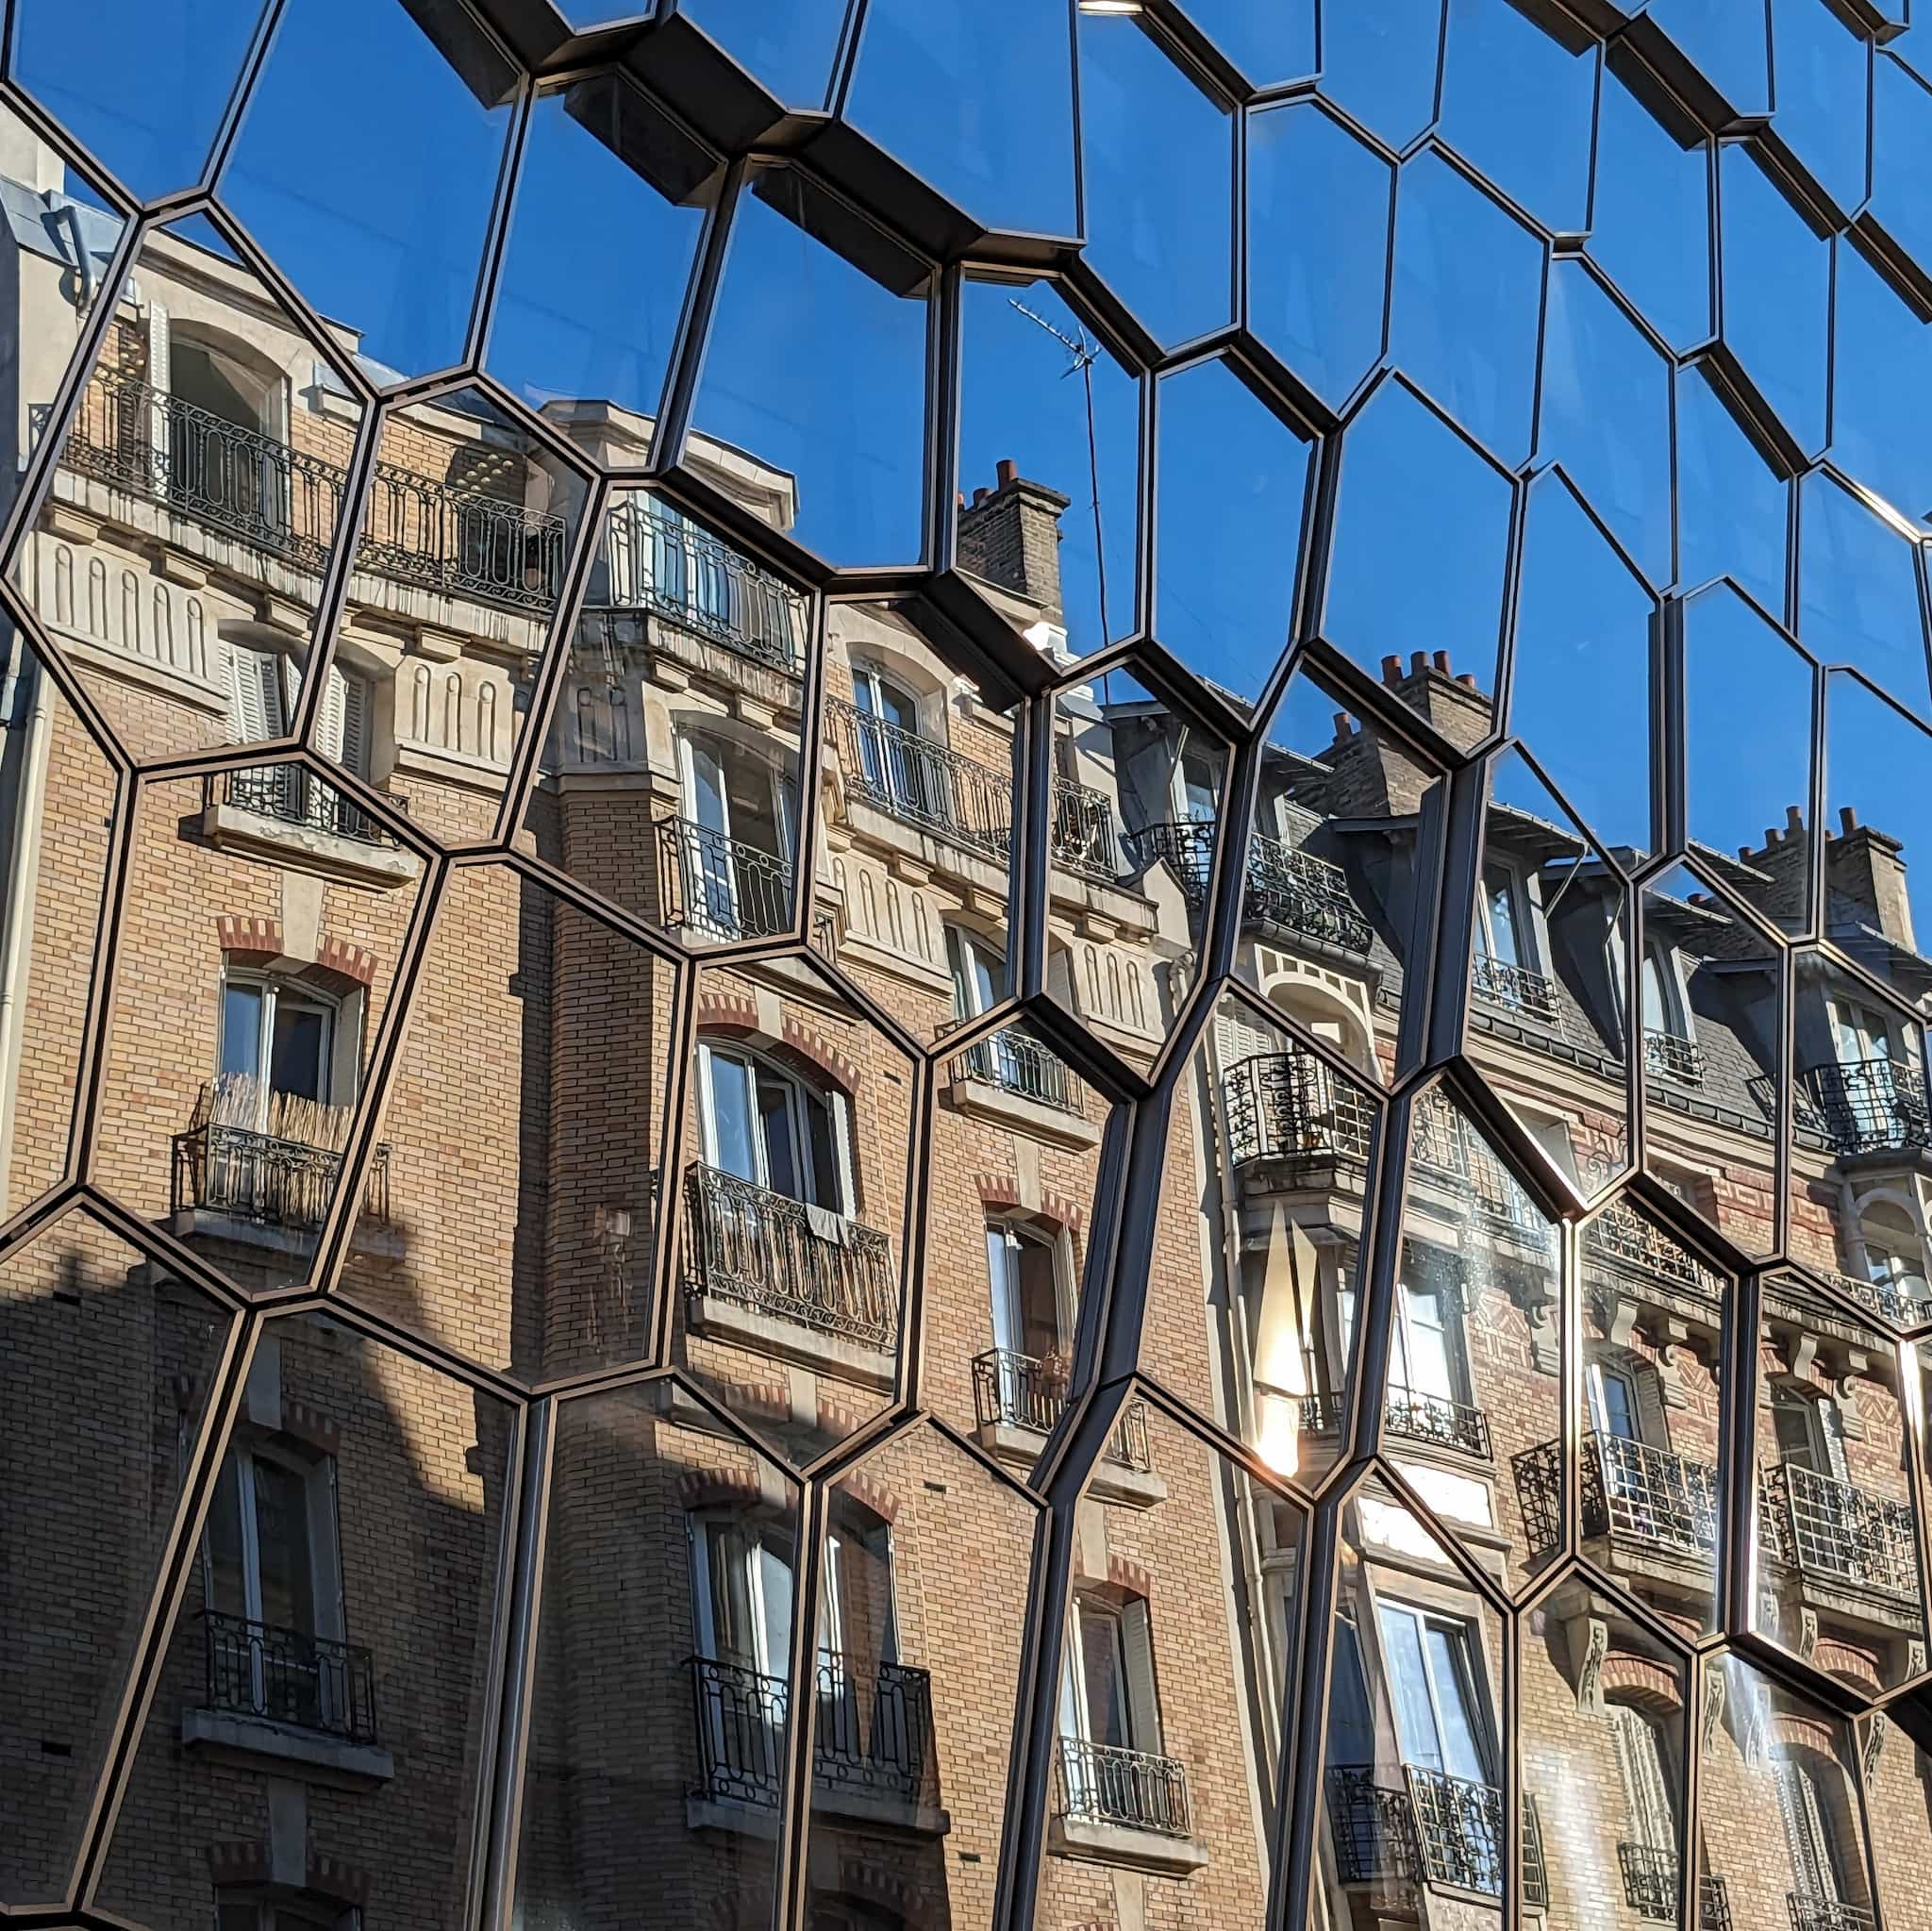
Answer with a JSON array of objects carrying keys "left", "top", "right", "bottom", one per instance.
[
  {"left": 205, "top": 1841, "right": 269, "bottom": 1885},
  {"left": 841, "top": 1473, "right": 901, "bottom": 1525},
  {"left": 974, "top": 1174, "right": 1085, "bottom": 1237},
  {"left": 280, "top": 1400, "right": 341, "bottom": 1456},
  {"left": 307, "top": 1854, "right": 374, "bottom": 1906},
  {"left": 780, "top": 1015, "right": 861, "bottom": 1096},
  {"left": 313, "top": 933, "right": 378, "bottom": 988},
  {"left": 1769, "top": 1710, "right": 1839, "bottom": 1756},
  {"left": 1040, "top": 1188, "right": 1086, "bottom": 1235},
  {"left": 216, "top": 913, "right": 281, "bottom": 957},
  {"left": 694, "top": 998, "right": 863, "bottom": 1097},
  {"left": 696, "top": 990, "right": 758, "bottom": 1033},
  {"left": 976, "top": 1173, "right": 1023, "bottom": 1214},
  {"left": 1812, "top": 1639, "right": 1884, "bottom": 1695},
  {"left": 1600, "top": 1654, "right": 1682, "bottom": 1708},
  {"left": 1107, "top": 1554, "right": 1152, "bottom": 1599},
  {"left": 701, "top": 1373, "right": 790, "bottom": 1423},
  {"left": 677, "top": 1470, "right": 767, "bottom": 1512}
]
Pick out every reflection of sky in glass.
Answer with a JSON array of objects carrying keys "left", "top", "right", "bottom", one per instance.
[
  {"left": 487, "top": 93, "right": 705, "bottom": 423},
  {"left": 1825, "top": 670, "right": 1932, "bottom": 918},
  {"left": 677, "top": 0, "right": 845, "bottom": 107},
  {"left": 1796, "top": 473, "right": 1929, "bottom": 714},
  {"left": 1771, "top": 0, "right": 1870, "bottom": 214},
  {"left": 1391, "top": 151, "right": 1543, "bottom": 463},
  {"left": 958, "top": 281, "right": 1139, "bottom": 656},
  {"left": 1076, "top": 11, "right": 1232, "bottom": 347},
  {"left": 847, "top": 0, "right": 1076, "bottom": 237},
  {"left": 1536, "top": 261, "right": 1671, "bottom": 586},
  {"left": 1246, "top": 104, "right": 1392, "bottom": 411},
  {"left": 1586, "top": 65, "right": 1710, "bottom": 352},
  {"left": 1323, "top": 0, "right": 1445, "bottom": 152},
  {"left": 1871, "top": 56, "right": 1932, "bottom": 295},
  {"left": 1324, "top": 379, "right": 1513, "bottom": 697},
  {"left": 1646, "top": 0, "right": 1771, "bottom": 115},
  {"left": 1155, "top": 361, "right": 1309, "bottom": 700},
  {"left": 12, "top": 0, "right": 263, "bottom": 201},
  {"left": 1438, "top": 0, "right": 1594, "bottom": 236},
  {"left": 1684, "top": 587, "right": 1814, "bottom": 873},
  {"left": 695, "top": 183, "right": 927, "bottom": 566},
  {"left": 1507, "top": 474, "right": 1653, "bottom": 856},
  {"left": 1718, "top": 146, "right": 1830, "bottom": 458},
  {"left": 1182, "top": 0, "right": 1316, "bottom": 86},
  {"left": 221, "top": 0, "right": 508, "bottom": 379},
  {"left": 1832, "top": 241, "right": 1932, "bottom": 531},
  {"left": 1675, "top": 367, "right": 1788, "bottom": 615}
]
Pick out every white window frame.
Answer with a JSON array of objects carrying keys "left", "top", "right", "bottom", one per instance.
[
  {"left": 1476, "top": 857, "right": 1538, "bottom": 971},
  {"left": 1391, "top": 1269, "right": 1473, "bottom": 1410},
  {"left": 695, "top": 1039, "right": 856, "bottom": 1214},
  {"left": 1374, "top": 1598, "right": 1496, "bottom": 1785},
  {"left": 1058, "top": 1592, "right": 1160, "bottom": 1759},
  {"left": 218, "top": 970, "right": 355, "bottom": 1129}
]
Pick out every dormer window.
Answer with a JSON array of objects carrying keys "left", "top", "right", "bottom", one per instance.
[
  {"left": 1640, "top": 942, "right": 1703, "bottom": 1085},
  {"left": 1478, "top": 861, "right": 1530, "bottom": 970}
]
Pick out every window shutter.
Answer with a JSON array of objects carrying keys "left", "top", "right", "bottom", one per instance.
[
  {"left": 316, "top": 660, "right": 346, "bottom": 763},
  {"left": 1121, "top": 1596, "right": 1161, "bottom": 1756},
  {"left": 1608, "top": 1704, "right": 1675, "bottom": 1854},
  {"left": 144, "top": 301, "right": 171, "bottom": 497},
  {"left": 1215, "top": 1006, "right": 1282, "bottom": 1070},
  {"left": 226, "top": 643, "right": 284, "bottom": 743},
  {"left": 339, "top": 669, "right": 371, "bottom": 779}
]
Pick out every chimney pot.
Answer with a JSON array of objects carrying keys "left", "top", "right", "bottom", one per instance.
[
  {"left": 1431, "top": 649, "right": 1451, "bottom": 673},
  {"left": 955, "top": 491, "right": 965, "bottom": 509},
  {"left": 1457, "top": 673, "right": 1478, "bottom": 690},
  {"left": 1409, "top": 649, "right": 1427, "bottom": 676},
  {"left": 1332, "top": 710, "right": 1353, "bottom": 738},
  {"left": 1840, "top": 806, "right": 1858, "bottom": 835},
  {"left": 1381, "top": 654, "right": 1403, "bottom": 685},
  {"left": 996, "top": 458, "right": 1018, "bottom": 489},
  {"left": 973, "top": 486, "right": 990, "bottom": 507},
  {"left": 1786, "top": 804, "right": 1804, "bottom": 832},
  {"left": 1764, "top": 828, "right": 1779, "bottom": 847}
]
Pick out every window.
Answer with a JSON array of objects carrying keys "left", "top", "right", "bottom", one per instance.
[
  {"left": 1058, "top": 1592, "right": 1161, "bottom": 1776},
  {"left": 1608, "top": 1702, "right": 1677, "bottom": 1857},
  {"left": 1831, "top": 997, "right": 1895, "bottom": 1070},
  {"left": 226, "top": 646, "right": 371, "bottom": 778},
  {"left": 852, "top": 664, "right": 921, "bottom": 737},
  {"left": 216, "top": 1896, "right": 358, "bottom": 1931},
  {"left": 1641, "top": 945, "right": 1688, "bottom": 1041},
  {"left": 1177, "top": 749, "right": 1218, "bottom": 824},
  {"left": 698, "top": 1040, "right": 851, "bottom": 1213},
  {"left": 1774, "top": 1754, "right": 1857, "bottom": 1917},
  {"left": 1477, "top": 861, "right": 1530, "bottom": 970},
  {"left": 694, "top": 1514, "right": 796, "bottom": 1679},
  {"left": 1861, "top": 1203, "right": 1931, "bottom": 1307},
  {"left": 218, "top": 973, "right": 347, "bottom": 1140},
  {"left": 987, "top": 1222, "right": 1065, "bottom": 1363},
  {"left": 947, "top": 925, "right": 1008, "bottom": 1021},
  {"left": 850, "top": 662, "right": 944, "bottom": 822},
  {"left": 1375, "top": 1601, "right": 1493, "bottom": 1787},
  {"left": 1588, "top": 1360, "right": 1643, "bottom": 1442},
  {"left": 1772, "top": 1388, "right": 1850, "bottom": 1485},
  {"left": 677, "top": 730, "right": 797, "bottom": 935},
  {"left": 1391, "top": 1272, "right": 1471, "bottom": 1415},
  {"left": 1325, "top": 1617, "right": 1377, "bottom": 1770}
]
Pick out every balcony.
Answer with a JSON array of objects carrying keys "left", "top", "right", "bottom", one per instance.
[
  {"left": 215, "top": 764, "right": 399, "bottom": 847},
  {"left": 688, "top": 1653, "right": 941, "bottom": 1828},
  {"left": 941, "top": 1022, "right": 1085, "bottom": 1117},
  {"left": 171, "top": 1107, "right": 391, "bottom": 1240},
  {"left": 1619, "top": 1843, "right": 1733, "bottom": 1928},
  {"left": 1788, "top": 1897, "right": 1875, "bottom": 1931},
  {"left": 1051, "top": 1737, "right": 1204, "bottom": 1873},
  {"left": 1762, "top": 1461, "right": 1922, "bottom": 1609},
  {"left": 1644, "top": 1027, "right": 1707, "bottom": 1088},
  {"left": 1802, "top": 1057, "right": 1932, "bottom": 1157},
  {"left": 1125, "top": 820, "right": 1373, "bottom": 956},
  {"left": 1471, "top": 953, "right": 1560, "bottom": 1025},
  {"left": 1822, "top": 1267, "right": 1929, "bottom": 1328},
  {"left": 656, "top": 815, "right": 794, "bottom": 941},
  {"left": 1584, "top": 1197, "right": 1724, "bottom": 1304},
  {"left": 683, "top": 1162, "right": 898, "bottom": 1381},
  {"left": 826, "top": 698, "right": 1118, "bottom": 884},
  {"left": 1516, "top": 1433, "right": 1718, "bottom": 1571},
  {"left": 1325, "top": 1764, "right": 1546, "bottom": 1905},
  {"left": 1300, "top": 1385, "right": 1491, "bottom": 1459},
  {"left": 1224, "top": 1049, "right": 1374, "bottom": 1179},
  {"left": 1408, "top": 1087, "right": 1550, "bottom": 1242},
  {"left": 597, "top": 492, "right": 806, "bottom": 674},
  {"left": 58, "top": 371, "right": 566, "bottom": 611},
  {"left": 971, "top": 1349, "right": 1162, "bottom": 1505}
]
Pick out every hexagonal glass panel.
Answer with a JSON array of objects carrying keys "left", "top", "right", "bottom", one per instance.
[
  {"left": 1865, "top": 1717, "right": 1932, "bottom": 1924},
  {"left": 1831, "top": 234, "right": 1932, "bottom": 536},
  {"left": 1246, "top": 99, "right": 1394, "bottom": 414},
  {"left": 0, "top": 1208, "right": 235, "bottom": 1906},
  {"left": 1870, "top": 50, "right": 1932, "bottom": 291},
  {"left": 1797, "top": 470, "right": 1929, "bottom": 718},
  {"left": 218, "top": 0, "right": 516, "bottom": 381},
  {"left": 1153, "top": 356, "right": 1313, "bottom": 701},
  {"left": 1648, "top": 0, "right": 1773, "bottom": 116},
  {"left": 486, "top": 75, "right": 721, "bottom": 440},
  {"left": 676, "top": 0, "right": 848, "bottom": 108},
  {"left": 1182, "top": 0, "right": 1316, "bottom": 86},
  {"left": 1033, "top": 1395, "right": 1304, "bottom": 1927},
  {"left": 1675, "top": 361, "right": 1791, "bottom": 618},
  {"left": 92, "top": 768, "right": 427, "bottom": 1293},
  {"left": 1314, "top": 1471, "right": 1512, "bottom": 1924},
  {"left": 513, "top": 1383, "right": 804, "bottom": 1931},
  {"left": 801, "top": 1420, "right": 1042, "bottom": 1925},
  {"left": 1324, "top": 375, "right": 1515, "bottom": 736},
  {"left": 528, "top": 484, "right": 809, "bottom": 946},
  {"left": 1698, "top": 1655, "right": 1878, "bottom": 1931},
  {"left": 1772, "top": 0, "right": 1872, "bottom": 219},
  {"left": 8, "top": 214, "right": 367, "bottom": 768},
  {"left": 1320, "top": 0, "right": 1446, "bottom": 154},
  {"left": 693, "top": 165, "right": 930, "bottom": 568},
  {"left": 1640, "top": 864, "right": 1783, "bottom": 1258},
  {"left": 96, "top": 1308, "right": 518, "bottom": 1928},
  {"left": 1752, "top": 1273, "right": 1924, "bottom": 1694},
  {"left": 958, "top": 276, "right": 1141, "bottom": 657},
  {"left": 1402, "top": 1084, "right": 1561, "bottom": 1596},
  {"left": 1074, "top": 4, "right": 1233, "bottom": 349},
  {"left": 1241, "top": 663, "right": 1440, "bottom": 1072},
  {"left": 673, "top": 955, "right": 919, "bottom": 1462},
  {"left": 338, "top": 858, "right": 678, "bottom": 1381}
]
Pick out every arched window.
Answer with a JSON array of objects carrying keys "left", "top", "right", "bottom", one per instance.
[
  {"left": 1607, "top": 1700, "right": 1679, "bottom": 1878},
  {"left": 697, "top": 1039, "right": 852, "bottom": 1214},
  {"left": 1774, "top": 1748, "right": 1865, "bottom": 1920}
]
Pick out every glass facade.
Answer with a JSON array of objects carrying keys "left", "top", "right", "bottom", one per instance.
[{"left": 5, "top": 4, "right": 1932, "bottom": 1930}]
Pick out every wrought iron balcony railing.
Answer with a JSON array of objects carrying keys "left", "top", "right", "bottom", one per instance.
[
  {"left": 1124, "top": 819, "right": 1373, "bottom": 955},
  {"left": 972, "top": 1349, "right": 1153, "bottom": 1471},
  {"left": 1644, "top": 1027, "right": 1707, "bottom": 1087},
  {"left": 1619, "top": 1843, "right": 1734, "bottom": 1928},
  {"left": 599, "top": 492, "right": 806, "bottom": 672},
  {"left": 1802, "top": 1057, "right": 1932, "bottom": 1157},
  {"left": 200, "top": 1609, "right": 377, "bottom": 1744},
  {"left": 941, "top": 1020, "right": 1084, "bottom": 1115},
  {"left": 1409, "top": 1087, "right": 1549, "bottom": 1239},
  {"left": 827, "top": 698, "right": 1119, "bottom": 883},
  {"left": 1325, "top": 1764, "right": 1542, "bottom": 1903},
  {"left": 1584, "top": 1197, "right": 1724, "bottom": 1302},
  {"left": 656, "top": 815, "right": 794, "bottom": 941},
  {"left": 1788, "top": 1895, "right": 1876, "bottom": 1931},
  {"left": 1516, "top": 1432, "right": 1719, "bottom": 1562},
  {"left": 59, "top": 371, "right": 567, "bottom": 611},
  {"left": 684, "top": 1162, "right": 898, "bottom": 1351},
  {"left": 1300, "top": 1385, "right": 1491, "bottom": 1459},
  {"left": 1055, "top": 1737, "right": 1191, "bottom": 1839},
  {"left": 1762, "top": 1461, "right": 1921, "bottom": 1606},
  {"left": 1471, "top": 953, "right": 1560, "bottom": 1025},
  {"left": 1824, "top": 1267, "right": 1930, "bottom": 1328},
  {"left": 1224, "top": 1049, "right": 1374, "bottom": 1174},
  {"left": 688, "top": 1653, "right": 934, "bottom": 1810},
  {"left": 212, "top": 765, "right": 402, "bottom": 848},
  {"left": 171, "top": 1117, "right": 391, "bottom": 1233}
]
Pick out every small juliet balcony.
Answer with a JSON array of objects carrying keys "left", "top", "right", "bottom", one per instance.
[
  {"left": 826, "top": 697, "right": 1119, "bottom": 884},
  {"left": 1801, "top": 1057, "right": 1932, "bottom": 1158},
  {"left": 1787, "top": 1895, "right": 1875, "bottom": 1931},
  {"left": 1760, "top": 1461, "right": 1922, "bottom": 1619},
  {"left": 1471, "top": 953, "right": 1560, "bottom": 1025},
  {"left": 1300, "top": 1385, "right": 1492, "bottom": 1460},
  {"left": 1125, "top": 819, "right": 1373, "bottom": 957},
  {"left": 202, "top": 767, "right": 421, "bottom": 889},
  {"left": 1224, "top": 1048, "right": 1374, "bottom": 1183},
  {"left": 940, "top": 1020, "right": 1099, "bottom": 1151},
  {"left": 1325, "top": 1763, "right": 1546, "bottom": 1906},
  {"left": 656, "top": 814, "right": 794, "bottom": 942},
  {"left": 1822, "top": 1267, "right": 1929, "bottom": 1328},
  {"left": 1619, "top": 1842, "right": 1734, "bottom": 1928},
  {"left": 1516, "top": 1432, "right": 1718, "bottom": 1590},
  {"left": 971, "top": 1348, "right": 1164, "bottom": 1507},
  {"left": 1051, "top": 1737, "right": 1205, "bottom": 1874},
  {"left": 1644, "top": 1027, "right": 1707, "bottom": 1088},
  {"left": 683, "top": 1162, "right": 898, "bottom": 1387}
]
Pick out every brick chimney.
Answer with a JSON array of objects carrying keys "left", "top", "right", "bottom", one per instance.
[
  {"left": 1305, "top": 651, "right": 1496, "bottom": 816},
  {"left": 958, "top": 458, "right": 1071, "bottom": 622},
  {"left": 1377, "top": 648, "right": 1494, "bottom": 755},
  {"left": 1827, "top": 806, "right": 1916, "bottom": 950},
  {"left": 1731, "top": 805, "right": 1810, "bottom": 931}
]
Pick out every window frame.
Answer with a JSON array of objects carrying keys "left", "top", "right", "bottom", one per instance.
[
  {"left": 1374, "top": 1597, "right": 1497, "bottom": 1787},
  {"left": 217, "top": 969, "right": 354, "bottom": 1128},
  {"left": 695, "top": 1037, "right": 856, "bottom": 1215}
]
